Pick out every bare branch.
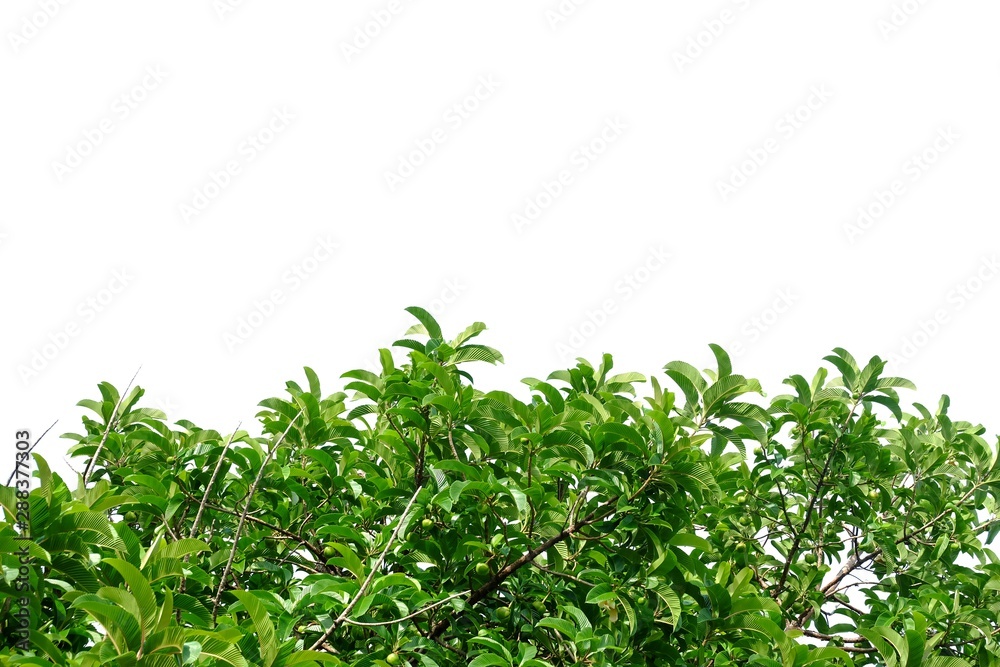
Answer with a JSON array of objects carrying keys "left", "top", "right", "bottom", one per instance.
[
  {"left": 83, "top": 366, "right": 142, "bottom": 485},
  {"left": 212, "top": 411, "right": 302, "bottom": 623}
]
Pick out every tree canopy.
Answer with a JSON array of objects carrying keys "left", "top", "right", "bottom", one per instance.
[{"left": 3, "top": 307, "right": 1000, "bottom": 666}]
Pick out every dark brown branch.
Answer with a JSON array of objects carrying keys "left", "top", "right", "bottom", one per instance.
[
  {"left": 773, "top": 401, "right": 859, "bottom": 598},
  {"left": 427, "top": 497, "right": 620, "bottom": 640}
]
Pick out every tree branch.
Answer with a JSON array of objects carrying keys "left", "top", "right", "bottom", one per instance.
[
  {"left": 83, "top": 366, "right": 141, "bottom": 484},
  {"left": 189, "top": 423, "right": 242, "bottom": 538},
  {"left": 308, "top": 485, "right": 422, "bottom": 650},
  {"left": 427, "top": 496, "right": 619, "bottom": 640},
  {"left": 342, "top": 591, "right": 469, "bottom": 627},
  {"left": 773, "top": 400, "right": 859, "bottom": 598},
  {"left": 212, "top": 411, "right": 302, "bottom": 623}
]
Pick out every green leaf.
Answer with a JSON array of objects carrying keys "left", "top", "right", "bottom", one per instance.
[
  {"left": 468, "top": 655, "right": 510, "bottom": 667},
  {"left": 231, "top": 591, "right": 278, "bottom": 667},
  {"left": 404, "top": 306, "right": 442, "bottom": 339},
  {"left": 585, "top": 583, "right": 617, "bottom": 604},
  {"left": 858, "top": 625, "right": 908, "bottom": 667},
  {"left": 663, "top": 361, "right": 706, "bottom": 408},
  {"left": 103, "top": 558, "right": 158, "bottom": 634},
  {"left": 536, "top": 617, "right": 578, "bottom": 640},
  {"left": 708, "top": 343, "right": 732, "bottom": 378}
]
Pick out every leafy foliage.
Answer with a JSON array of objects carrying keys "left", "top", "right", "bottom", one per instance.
[{"left": 3, "top": 309, "right": 1000, "bottom": 665}]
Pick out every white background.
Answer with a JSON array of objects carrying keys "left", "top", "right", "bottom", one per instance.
[{"left": 2, "top": 0, "right": 998, "bottom": 485}]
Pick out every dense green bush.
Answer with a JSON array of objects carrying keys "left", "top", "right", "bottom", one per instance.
[{"left": 3, "top": 308, "right": 1000, "bottom": 666}]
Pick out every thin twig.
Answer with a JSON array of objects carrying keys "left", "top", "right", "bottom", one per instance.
[
  {"left": 212, "top": 412, "right": 302, "bottom": 623},
  {"left": 532, "top": 563, "right": 594, "bottom": 586},
  {"left": 83, "top": 366, "right": 142, "bottom": 484},
  {"left": 189, "top": 424, "right": 242, "bottom": 538},
  {"left": 309, "top": 485, "right": 422, "bottom": 651},
  {"left": 342, "top": 591, "right": 468, "bottom": 627},
  {"left": 428, "top": 495, "right": 620, "bottom": 640},
  {"left": 426, "top": 634, "right": 466, "bottom": 659},
  {"left": 6, "top": 421, "right": 57, "bottom": 486}
]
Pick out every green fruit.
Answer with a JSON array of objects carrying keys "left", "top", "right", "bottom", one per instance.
[
  {"left": 322, "top": 545, "right": 335, "bottom": 558},
  {"left": 477, "top": 628, "right": 489, "bottom": 637},
  {"left": 804, "top": 552, "right": 817, "bottom": 565},
  {"left": 123, "top": 511, "right": 137, "bottom": 522},
  {"left": 422, "top": 518, "right": 433, "bottom": 529},
  {"left": 296, "top": 625, "right": 307, "bottom": 633},
  {"left": 386, "top": 652, "right": 400, "bottom": 665},
  {"left": 166, "top": 456, "right": 176, "bottom": 464},
  {"left": 532, "top": 601, "right": 546, "bottom": 612},
  {"left": 738, "top": 516, "right": 751, "bottom": 526},
  {"left": 868, "top": 489, "right": 880, "bottom": 501},
  {"left": 636, "top": 596, "right": 647, "bottom": 606},
  {"left": 496, "top": 606, "right": 511, "bottom": 620},
  {"left": 736, "top": 542, "right": 747, "bottom": 551},
  {"left": 475, "top": 562, "right": 490, "bottom": 576}
]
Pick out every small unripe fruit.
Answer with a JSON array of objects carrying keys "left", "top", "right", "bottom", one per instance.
[
  {"left": 496, "top": 606, "right": 511, "bottom": 620},
  {"left": 386, "top": 652, "right": 400, "bottom": 665},
  {"left": 477, "top": 628, "right": 489, "bottom": 637},
  {"left": 804, "top": 552, "right": 817, "bottom": 565},
  {"left": 323, "top": 545, "right": 335, "bottom": 558},
  {"left": 296, "top": 625, "right": 307, "bottom": 633},
  {"left": 422, "top": 518, "right": 433, "bottom": 529},
  {"left": 123, "top": 511, "right": 137, "bottom": 522},
  {"left": 532, "top": 601, "right": 546, "bottom": 612},
  {"left": 868, "top": 489, "right": 879, "bottom": 501},
  {"left": 475, "top": 562, "right": 490, "bottom": 576},
  {"left": 636, "top": 596, "right": 647, "bottom": 606},
  {"left": 166, "top": 456, "right": 176, "bottom": 464}
]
